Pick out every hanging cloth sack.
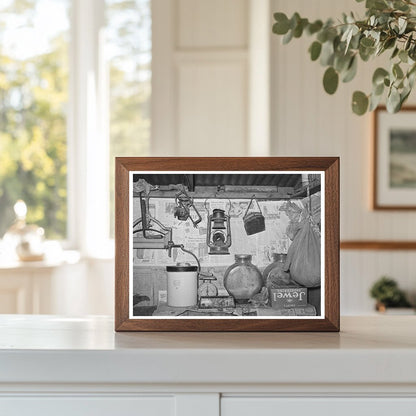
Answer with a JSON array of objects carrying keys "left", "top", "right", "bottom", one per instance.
[
  {"left": 243, "top": 196, "right": 265, "bottom": 235},
  {"left": 284, "top": 217, "right": 321, "bottom": 288}
]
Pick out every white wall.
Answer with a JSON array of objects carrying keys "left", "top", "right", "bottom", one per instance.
[
  {"left": 152, "top": 0, "right": 268, "bottom": 157},
  {"left": 270, "top": 0, "right": 416, "bottom": 313},
  {"left": 81, "top": 0, "right": 416, "bottom": 316}
]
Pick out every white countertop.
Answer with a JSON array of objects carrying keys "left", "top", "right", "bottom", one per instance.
[{"left": 0, "top": 315, "right": 415, "bottom": 387}]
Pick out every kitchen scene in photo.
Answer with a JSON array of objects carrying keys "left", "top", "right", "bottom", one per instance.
[{"left": 131, "top": 172, "right": 322, "bottom": 318}]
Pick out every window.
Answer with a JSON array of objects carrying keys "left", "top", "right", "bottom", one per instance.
[
  {"left": 0, "top": 0, "right": 151, "bottom": 252},
  {"left": 0, "top": 0, "right": 70, "bottom": 239}
]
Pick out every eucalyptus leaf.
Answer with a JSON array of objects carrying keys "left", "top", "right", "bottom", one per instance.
[
  {"left": 366, "top": 0, "right": 388, "bottom": 11},
  {"left": 383, "top": 37, "right": 396, "bottom": 50},
  {"left": 320, "top": 40, "right": 335, "bottom": 66},
  {"left": 273, "top": 13, "right": 290, "bottom": 34},
  {"left": 359, "top": 44, "right": 375, "bottom": 61},
  {"left": 341, "top": 26, "right": 353, "bottom": 43},
  {"left": 309, "top": 41, "right": 322, "bottom": 61},
  {"left": 349, "top": 32, "right": 361, "bottom": 49},
  {"left": 333, "top": 35, "right": 341, "bottom": 51},
  {"left": 373, "top": 82, "right": 385, "bottom": 95},
  {"left": 369, "top": 30, "right": 380, "bottom": 44},
  {"left": 408, "top": 71, "right": 416, "bottom": 88},
  {"left": 372, "top": 67, "right": 389, "bottom": 85},
  {"left": 391, "top": 21, "right": 399, "bottom": 34},
  {"left": 347, "top": 13, "right": 355, "bottom": 24},
  {"left": 293, "top": 18, "right": 308, "bottom": 38},
  {"left": 369, "top": 92, "right": 383, "bottom": 111},
  {"left": 393, "top": 0, "right": 410, "bottom": 11},
  {"left": 316, "top": 31, "right": 326, "bottom": 43},
  {"left": 399, "top": 49, "right": 408, "bottom": 63},
  {"left": 398, "top": 17, "right": 407, "bottom": 34},
  {"left": 352, "top": 91, "right": 369, "bottom": 115},
  {"left": 282, "top": 29, "right": 294, "bottom": 44},
  {"left": 393, "top": 63, "right": 404, "bottom": 79},
  {"left": 391, "top": 47, "right": 399, "bottom": 59},
  {"left": 307, "top": 20, "right": 323, "bottom": 35},
  {"left": 408, "top": 64, "right": 416, "bottom": 80},
  {"left": 290, "top": 13, "right": 301, "bottom": 30},
  {"left": 360, "top": 37, "right": 375, "bottom": 48},
  {"left": 401, "top": 86, "right": 411, "bottom": 106},
  {"left": 409, "top": 45, "right": 416, "bottom": 60},
  {"left": 342, "top": 56, "right": 358, "bottom": 82},
  {"left": 334, "top": 51, "right": 353, "bottom": 72},
  {"left": 323, "top": 67, "right": 339, "bottom": 94},
  {"left": 344, "top": 25, "right": 359, "bottom": 52},
  {"left": 387, "top": 87, "right": 401, "bottom": 112}
]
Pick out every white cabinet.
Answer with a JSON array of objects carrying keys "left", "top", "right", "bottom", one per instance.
[
  {"left": 1, "top": 396, "right": 175, "bottom": 416},
  {"left": 222, "top": 398, "right": 416, "bottom": 416},
  {"left": 1, "top": 316, "right": 416, "bottom": 416}
]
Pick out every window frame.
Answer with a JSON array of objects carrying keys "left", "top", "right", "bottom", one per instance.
[{"left": 67, "top": 0, "right": 111, "bottom": 257}]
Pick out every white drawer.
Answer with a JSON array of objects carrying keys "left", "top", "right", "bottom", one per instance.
[
  {"left": 0, "top": 396, "right": 175, "bottom": 416},
  {"left": 221, "top": 397, "right": 416, "bottom": 416}
]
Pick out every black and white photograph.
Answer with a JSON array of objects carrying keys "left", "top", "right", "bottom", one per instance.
[
  {"left": 129, "top": 171, "right": 324, "bottom": 319},
  {"left": 389, "top": 129, "right": 416, "bottom": 189},
  {"left": 374, "top": 107, "right": 416, "bottom": 209}
]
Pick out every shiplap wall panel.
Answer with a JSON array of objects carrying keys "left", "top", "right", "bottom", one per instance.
[
  {"left": 174, "top": 0, "right": 249, "bottom": 156},
  {"left": 271, "top": 0, "right": 416, "bottom": 314},
  {"left": 341, "top": 251, "right": 416, "bottom": 314},
  {"left": 177, "top": 61, "right": 247, "bottom": 156},
  {"left": 152, "top": 0, "right": 249, "bottom": 156},
  {"left": 178, "top": 0, "right": 248, "bottom": 49}
]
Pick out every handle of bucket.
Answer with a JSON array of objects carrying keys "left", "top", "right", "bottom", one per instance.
[
  {"left": 178, "top": 245, "right": 201, "bottom": 275},
  {"left": 244, "top": 195, "right": 262, "bottom": 218}
]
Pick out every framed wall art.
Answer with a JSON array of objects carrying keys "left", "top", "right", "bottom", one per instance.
[
  {"left": 374, "top": 106, "right": 416, "bottom": 210},
  {"left": 115, "top": 157, "right": 339, "bottom": 331}
]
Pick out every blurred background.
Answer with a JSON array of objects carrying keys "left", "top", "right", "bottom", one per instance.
[{"left": 0, "top": 0, "right": 415, "bottom": 316}]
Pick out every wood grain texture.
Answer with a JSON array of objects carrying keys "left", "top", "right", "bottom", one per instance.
[
  {"left": 115, "top": 157, "right": 340, "bottom": 332},
  {"left": 341, "top": 241, "right": 416, "bottom": 250},
  {"left": 115, "top": 160, "right": 130, "bottom": 330},
  {"left": 373, "top": 106, "right": 416, "bottom": 210}
]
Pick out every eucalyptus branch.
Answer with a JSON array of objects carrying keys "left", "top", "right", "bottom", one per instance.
[{"left": 272, "top": 0, "right": 416, "bottom": 115}]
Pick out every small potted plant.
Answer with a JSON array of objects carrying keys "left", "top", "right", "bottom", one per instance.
[{"left": 370, "top": 276, "right": 413, "bottom": 313}]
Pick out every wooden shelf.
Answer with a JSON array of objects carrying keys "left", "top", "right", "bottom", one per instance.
[{"left": 340, "top": 241, "right": 416, "bottom": 250}]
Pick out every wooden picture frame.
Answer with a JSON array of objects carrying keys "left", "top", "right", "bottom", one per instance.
[
  {"left": 373, "top": 106, "right": 416, "bottom": 210},
  {"left": 115, "top": 157, "right": 339, "bottom": 332}
]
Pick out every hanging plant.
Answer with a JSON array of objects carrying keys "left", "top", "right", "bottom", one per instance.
[{"left": 272, "top": 0, "right": 416, "bottom": 115}]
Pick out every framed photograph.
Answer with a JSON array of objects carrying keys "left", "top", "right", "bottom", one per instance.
[
  {"left": 374, "top": 106, "right": 416, "bottom": 209},
  {"left": 115, "top": 157, "right": 339, "bottom": 332}
]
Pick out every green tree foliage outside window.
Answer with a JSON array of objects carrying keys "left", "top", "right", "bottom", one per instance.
[
  {"left": 0, "top": 0, "right": 152, "bottom": 240},
  {"left": 0, "top": 0, "right": 69, "bottom": 238}
]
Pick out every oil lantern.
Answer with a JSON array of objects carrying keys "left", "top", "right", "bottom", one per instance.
[{"left": 206, "top": 208, "right": 231, "bottom": 255}]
